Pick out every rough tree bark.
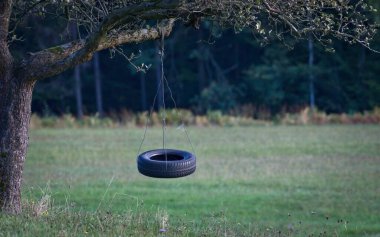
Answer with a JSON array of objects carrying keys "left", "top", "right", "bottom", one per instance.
[
  {"left": 0, "top": 34, "right": 35, "bottom": 213},
  {"left": 0, "top": 0, "right": 32, "bottom": 214},
  {"left": 0, "top": 76, "right": 35, "bottom": 214}
]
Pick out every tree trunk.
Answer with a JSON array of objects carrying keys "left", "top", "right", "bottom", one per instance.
[
  {"left": 74, "top": 65, "right": 84, "bottom": 119},
  {"left": 197, "top": 30, "right": 206, "bottom": 91},
  {"left": 93, "top": 53, "right": 104, "bottom": 117},
  {"left": 308, "top": 35, "right": 315, "bottom": 112},
  {"left": 155, "top": 42, "right": 163, "bottom": 110},
  {"left": 140, "top": 72, "right": 147, "bottom": 111},
  {"left": 0, "top": 68, "right": 35, "bottom": 213},
  {"left": 71, "top": 23, "right": 84, "bottom": 119}
]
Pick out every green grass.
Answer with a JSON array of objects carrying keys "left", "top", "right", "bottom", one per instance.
[{"left": 1, "top": 125, "right": 379, "bottom": 236}]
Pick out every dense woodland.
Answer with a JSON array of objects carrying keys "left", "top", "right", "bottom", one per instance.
[{"left": 11, "top": 4, "right": 380, "bottom": 118}]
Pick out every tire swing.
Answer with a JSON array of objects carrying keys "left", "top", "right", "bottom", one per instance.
[
  {"left": 137, "top": 149, "right": 196, "bottom": 178},
  {"left": 136, "top": 28, "right": 196, "bottom": 178}
]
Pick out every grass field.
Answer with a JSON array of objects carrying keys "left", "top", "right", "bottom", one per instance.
[{"left": 1, "top": 125, "right": 379, "bottom": 236}]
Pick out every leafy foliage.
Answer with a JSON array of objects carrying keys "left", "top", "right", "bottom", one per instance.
[
  {"left": 193, "top": 81, "right": 239, "bottom": 113},
  {"left": 6, "top": 0, "right": 380, "bottom": 116}
]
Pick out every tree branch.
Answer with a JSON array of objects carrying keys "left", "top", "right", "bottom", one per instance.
[
  {"left": 18, "top": 1, "right": 179, "bottom": 81},
  {"left": 19, "top": 19, "right": 175, "bottom": 81},
  {"left": 13, "top": 0, "right": 378, "bottom": 83},
  {"left": 262, "top": 0, "right": 300, "bottom": 35}
]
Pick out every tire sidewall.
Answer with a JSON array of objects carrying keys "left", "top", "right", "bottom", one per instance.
[{"left": 137, "top": 149, "right": 196, "bottom": 178}]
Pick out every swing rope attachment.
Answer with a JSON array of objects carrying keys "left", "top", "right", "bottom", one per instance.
[{"left": 136, "top": 23, "right": 196, "bottom": 178}]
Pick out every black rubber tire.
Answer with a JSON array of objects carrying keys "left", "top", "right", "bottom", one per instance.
[{"left": 137, "top": 149, "right": 196, "bottom": 178}]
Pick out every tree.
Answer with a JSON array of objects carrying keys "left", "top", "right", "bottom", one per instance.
[
  {"left": 308, "top": 34, "right": 316, "bottom": 112},
  {"left": 93, "top": 52, "right": 104, "bottom": 117},
  {"left": 155, "top": 41, "right": 164, "bottom": 110},
  {"left": 0, "top": 0, "right": 377, "bottom": 214},
  {"left": 74, "top": 64, "right": 84, "bottom": 118},
  {"left": 71, "top": 23, "right": 84, "bottom": 119}
]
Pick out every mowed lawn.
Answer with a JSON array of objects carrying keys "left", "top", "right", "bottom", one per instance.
[{"left": 18, "top": 125, "right": 380, "bottom": 236}]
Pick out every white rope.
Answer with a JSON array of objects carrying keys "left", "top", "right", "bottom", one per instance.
[
  {"left": 163, "top": 74, "right": 196, "bottom": 155},
  {"left": 136, "top": 71, "right": 162, "bottom": 157}
]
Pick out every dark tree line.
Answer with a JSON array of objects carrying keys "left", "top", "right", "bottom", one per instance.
[{"left": 31, "top": 23, "right": 380, "bottom": 117}]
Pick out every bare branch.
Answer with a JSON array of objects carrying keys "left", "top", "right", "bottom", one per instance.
[{"left": 262, "top": 0, "right": 300, "bottom": 35}]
